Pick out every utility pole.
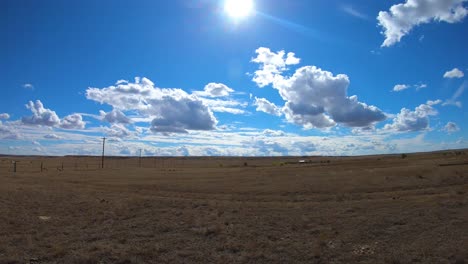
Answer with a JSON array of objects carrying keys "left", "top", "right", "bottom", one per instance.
[
  {"left": 139, "top": 149, "right": 142, "bottom": 168},
  {"left": 101, "top": 137, "right": 106, "bottom": 169}
]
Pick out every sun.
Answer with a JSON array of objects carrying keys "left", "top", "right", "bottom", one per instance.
[{"left": 224, "top": 0, "right": 254, "bottom": 19}]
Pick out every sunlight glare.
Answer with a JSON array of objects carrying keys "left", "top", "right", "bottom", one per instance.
[{"left": 224, "top": 0, "right": 254, "bottom": 19}]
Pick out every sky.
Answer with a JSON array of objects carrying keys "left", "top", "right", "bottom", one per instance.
[{"left": 1, "top": 0, "right": 467, "bottom": 156}]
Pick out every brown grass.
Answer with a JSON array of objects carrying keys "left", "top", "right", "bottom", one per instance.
[{"left": 0, "top": 150, "right": 467, "bottom": 263}]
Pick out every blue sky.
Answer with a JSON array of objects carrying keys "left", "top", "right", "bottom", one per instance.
[{"left": 1, "top": 0, "right": 467, "bottom": 156}]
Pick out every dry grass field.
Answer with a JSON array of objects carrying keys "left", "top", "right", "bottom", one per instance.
[{"left": 1, "top": 150, "right": 467, "bottom": 263}]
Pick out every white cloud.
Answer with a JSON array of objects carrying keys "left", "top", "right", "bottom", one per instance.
[
  {"left": 60, "top": 114, "right": 86, "bottom": 129},
  {"left": 393, "top": 83, "right": 427, "bottom": 92},
  {"left": 115, "top": 79, "right": 128, "bottom": 85},
  {"left": 443, "top": 81, "right": 466, "bottom": 107},
  {"left": 243, "top": 138, "right": 289, "bottom": 155},
  {"left": 211, "top": 107, "right": 246, "bottom": 114},
  {"left": 262, "top": 129, "right": 285, "bottom": 137},
  {"left": 0, "top": 113, "right": 10, "bottom": 119},
  {"left": 393, "top": 84, "right": 410, "bottom": 91},
  {"left": 21, "top": 100, "right": 86, "bottom": 130},
  {"left": 23, "top": 83, "right": 34, "bottom": 90},
  {"left": 198, "top": 97, "right": 247, "bottom": 114},
  {"left": 33, "top": 147, "right": 43, "bottom": 152},
  {"left": 3, "top": 119, "right": 467, "bottom": 156},
  {"left": 443, "top": 67, "right": 464, "bottom": 78},
  {"left": 0, "top": 121, "right": 22, "bottom": 140},
  {"left": 415, "top": 83, "right": 427, "bottom": 90},
  {"left": 251, "top": 49, "right": 387, "bottom": 129},
  {"left": 443, "top": 121, "right": 460, "bottom": 133},
  {"left": 103, "top": 124, "right": 133, "bottom": 138},
  {"left": 278, "top": 66, "right": 386, "bottom": 128},
  {"left": 194, "top": 83, "right": 234, "bottom": 97},
  {"left": 292, "top": 141, "right": 317, "bottom": 154},
  {"left": 44, "top": 134, "right": 61, "bottom": 139},
  {"left": 149, "top": 96, "right": 217, "bottom": 133},
  {"left": 251, "top": 47, "right": 300, "bottom": 88},
  {"left": 342, "top": 5, "right": 369, "bottom": 20},
  {"left": 253, "top": 97, "right": 282, "bottom": 116},
  {"left": 384, "top": 100, "right": 441, "bottom": 132},
  {"left": 100, "top": 109, "right": 132, "bottom": 124},
  {"left": 86, "top": 77, "right": 218, "bottom": 133},
  {"left": 378, "top": 0, "right": 468, "bottom": 47},
  {"left": 22, "top": 100, "right": 61, "bottom": 127},
  {"left": 351, "top": 126, "right": 376, "bottom": 134}
]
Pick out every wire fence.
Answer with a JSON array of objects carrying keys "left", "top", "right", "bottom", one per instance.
[
  {"left": 0, "top": 156, "right": 300, "bottom": 174},
  {"left": 0, "top": 157, "right": 187, "bottom": 174}
]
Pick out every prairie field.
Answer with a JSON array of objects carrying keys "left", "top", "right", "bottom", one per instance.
[{"left": 0, "top": 150, "right": 467, "bottom": 263}]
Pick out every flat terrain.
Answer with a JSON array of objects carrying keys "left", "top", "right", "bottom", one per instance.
[{"left": 1, "top": 151, "right": 467, "bottom": 263}]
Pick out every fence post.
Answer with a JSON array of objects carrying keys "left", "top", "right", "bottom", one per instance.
[
  {"left": 13, "top": 161, "right": 16, "bottom": 176},
  {"left": 41, "top": 162, "right": 43, "bottom": 173}
]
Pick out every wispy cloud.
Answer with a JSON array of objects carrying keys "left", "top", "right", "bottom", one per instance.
[
  {"left": 341, "top": 5, "right": 368, "bottom": 20},
  {"left": 392, "top": 83, "right": 427, "bottom": 92},
  {"left": 443, "top": 81, "right": 466, "bottom": 108}
]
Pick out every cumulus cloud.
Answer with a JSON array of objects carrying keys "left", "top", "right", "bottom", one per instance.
[
  {"left": 194, "top": 83, "right": 234, "bottom": 97},
  {"left": 21, "top": 100, "right": 86, "bottom": 129},
  {"left": 86, "top": 77, "right": 217, "bottom": 134},
  {"left": 378, "top": 0, "right": 468, "bottom": 47},
  {"left": 393, "top": 84, "right": 410, "bottom": 92},
  {"left": 251, "top": 47, "right": 300, "bottom": 87},
  {"left": 0, "top": 113, "right": 10, "bottom": 119},
  {"left": 384, "top": 100, "right": 441, "bottom": 132},
  {"left": 253, "top": 97, "right": 282, "bottom": 116},
  {"left": 443, "top": 121, "right": 460, "bottom": 133},
  {"left": 22, "top": 100, "right": 61, "bottom": 127},
  {"left": 279, "top": 66, "right": 385, "bottom": 128},
  {"left": 100, "top": 109, "right": 132, "bottom": 124},
  {"left": 443, "top": 68, "right": 464, "bottom": 78},
  {"left": 60, "top": 114, "right": 86, "bottom": 129},
  {"left": 149, "top": 97, "right": 216, "bottom": 133},
  {"left": 251, "top": 49, "right": 386, "bottom": 129}
]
